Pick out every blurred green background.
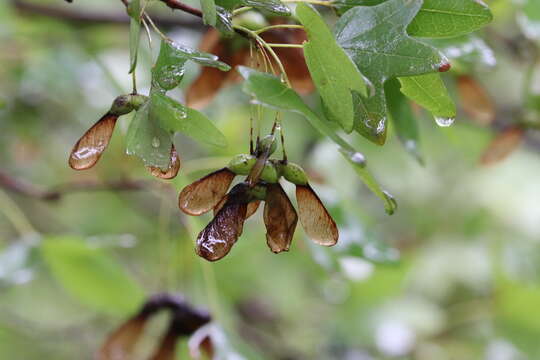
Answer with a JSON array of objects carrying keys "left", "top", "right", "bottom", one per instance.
[{"left": 2, "top": 0, "right": 540, "bottom": 359}]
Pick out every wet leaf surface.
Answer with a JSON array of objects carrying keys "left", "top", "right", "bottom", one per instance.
[
  {"left": 147, "top": 144, "right": 181, "bottom": 179},
  {"left": 179, "top": 168, "right": 235, "bottom": 216},
  {"left": 69, "top": 113, "right": 118, "bottom": 170},
  {"left": 296, "top": 184, "right": 338, "bottom": 246},
  {"left": 296, "top": 3, "right": 368, "bottom": 133},
  {"left": 264, "top": 183, "right": 298, "bottom": 253},
  {"left": 335, "top": 0, "right": 448, "bottom": 144}
]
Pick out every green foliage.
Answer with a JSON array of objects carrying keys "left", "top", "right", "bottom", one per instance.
[
  {"left": 334, "top": 0, "right": 448, "bottom": 144},
  {"left": 238, "top": 66, "right": 397, "bottom": 214},
  {"left": 399, "top": 73, "right": 456, "bottom": 120},
  {"left": 201, "top": 0, "right": 218, "bottom": 26},
  {"left": 127, "top": 0, "right": 141, "bottom": 74},
  {"left": 296, "top": 3, "right": 368, "bottom": 133},
  {"left": 40, "top": 236, "right": 145, "bottom": 316}
]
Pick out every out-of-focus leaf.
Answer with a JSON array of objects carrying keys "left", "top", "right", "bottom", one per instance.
[
  {"left": 126, "top": 101, "right": 173, "bottom": 171},
  {"left": 518, "top": 0, "right": 540, "bottom": 40},
  {"left": 431, "top": 36, "right": 496, "bottom": 72},
  {"left": 150, "top": 93, "right": 227, "bottom": 148},
  {"left": 334, "top": 0, "right": 449, "bottom": 144},
  {"left": 0, "top": 242, "right": 34, "bottom": 287},
  {"left": 399, "top": 73, "right": 456, "bottom": 123},
  {"left": 296, "top": 3, "right": 367, "bottom": 133},
  {"left": 457, "top": 75, "right": 495, "bottom": 125},
  {"left": 243, "top": 0, "right": 290, "bottom": 15},
  {"left": 480, "top": 126, "right": 525, "bottom": 166},
  {"left": 385, "top": 79, "right": 423, "bottom": 163},
  {"left": 128, "top": 0, "right": 141, "bottom": 74},
  {"left": 152, "top": 40, "right": 230, "bottom": 92},
  {"left": 201, "top": 0, "right": 218, "bottom": 26},
  {"left": 41, "top": 236, "right": 145, "bottom": 316},
  {"left": 238, "top": 66, "right": 397, "bottom": 214},
  {"left": 334, "top": 0, "right": 493, "bottom": 39}
]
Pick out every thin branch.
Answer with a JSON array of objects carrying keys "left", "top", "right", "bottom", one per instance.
[
  {"left": 11, "top": 0, "right": 203, "bottom": 30},
  {"left": 0, "top": 170, "right": 149, "bottom": 201}
]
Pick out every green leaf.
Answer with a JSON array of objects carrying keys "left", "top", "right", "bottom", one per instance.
[
  {"left": 152, "top": 39, "right": 231, "bottom": 92},
  {"left": 41, "top": 236, "right": 145, "bottom": 316},
  {"left": 335, "top": 0, "right": 448, "bottom": 144},
  {"left": 216, "top": 6, "right": 235, "bottom": 36},
  {"left": 238, "top": 66, "right": 397, "bottom": 214},
  {"left": 150, "top": 93, "right": 227, "bottom": 148},
  {"left": 385, "top": 79, "right": 423, "bottom": 164},
  {"left": 407, "top": 0, "right": 493, "bottom": 38},
  {"left": 128, "top": 0, "right": 141, "bottom": 74},
  {"left": 296, "top": 3, "right": 368, "bottom": 133},
  {"left": 243, "top": 0, "right": 290, "bottom": 15},
  {"left": 399, "top": 73, "right": 456, "bottom": 122},
  {"left": 201, "top": 0, "right": 218, "bottom": 26},
  {"left": 334, "top": 0, "right": 493, "bottom": 39},
  {"left": 126, "top": 101, "right": 173, "bottom": 170}
]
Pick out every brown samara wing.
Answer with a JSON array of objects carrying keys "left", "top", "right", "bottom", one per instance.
[
  {"left": 296, "top": 184, "right": 338, "bottom": 246},
  {"left": 178, "top": 168, "right": 235, "bottom": 216},
  {"left": 97, "top": 314, "right": 147, "bottom": 360},
  {"left": 186, "top": 29, "right": 249, "bottom": 109},
  {"left": 481, "top": 125, "right": 525, "bottom": 166},
  {"left": 148, "top": 328, "right": 178, "bottom": 360},
  {"left": 457, "top": 75, "right": 495, "bottom": 126},
  {"left": 148, "top": 144, "right": 181, "bottom": 179},
  {"left": 263, "top": 183, "right": 298, "bottom": 253},
  {"left": 214, "top": 196, "right": 260, "bottom": 220},
  {"left": 69, "top": 113, "right": 118, "bottom": 170},
  {"left": 196, "top": 201, "right": 248, "bottom": 261}
]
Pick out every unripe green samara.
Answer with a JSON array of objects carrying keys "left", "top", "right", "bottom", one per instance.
[
  {"left": 280, "top": 162, "right": 308, "bottom": 186},
  {"left": 257, "top": 135, "right": 277, "bottom": 156},
  {"left": 228, "top": 154, "right": 256, "bottom": 175},
  {"left": 260, "top": 161, "right": 279, "bottom": 183}
]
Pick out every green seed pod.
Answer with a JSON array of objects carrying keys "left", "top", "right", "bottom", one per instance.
[
  {"left": 257, "top": 135, "right": 277, "bottom": 156},
  {"left": 130, "top": 94, "right": 148, "bottom": 110},
  {"left": 281, "top": 162, "right": 308, "bottom": 186},
  {"left": 260, "top": 161, "right": 279, "bottom": 183},
  {"left": 249, "top": 183, "right": 268, "bottom": 201},
  {"left": 228, "top": 154, "right": 256, "bottom": 175}
]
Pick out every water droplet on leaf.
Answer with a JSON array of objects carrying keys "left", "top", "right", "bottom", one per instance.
[
  {"left": 151, "top": 137, "right": 161, "bottom": 148},
  {"left": 435, "top": 116, "right": 455, "bottom": 127}
]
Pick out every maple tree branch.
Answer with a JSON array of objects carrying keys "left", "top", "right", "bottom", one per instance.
[{"left": 0, "top": 170, "right": 149, "bottom": 201}]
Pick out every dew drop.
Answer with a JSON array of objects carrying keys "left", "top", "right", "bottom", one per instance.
[
  {"left": 435, "top": 116, "right": 455, "bottom": 127},
  {"left": 350, "top": 152, "right": 366, "bottom": 166},
  {"left": 151, "top": 137, "right": 161, "bottom": 148}
]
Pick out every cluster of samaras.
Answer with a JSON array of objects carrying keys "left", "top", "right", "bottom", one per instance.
[{"left": 69, "top": 95, "right": 338, "bottom": 262}]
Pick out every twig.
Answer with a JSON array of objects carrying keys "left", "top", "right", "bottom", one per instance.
[
  {"left": 11, "top": 0, "right": 203, "bottom": 30},
  {"left": 0, "top": 170, "right": 149, "bottom": 201}
]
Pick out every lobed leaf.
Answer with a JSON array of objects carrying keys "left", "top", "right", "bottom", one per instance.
[
  {"left": 335, "top": 0, "right": 449, "bottom": 144},
  {"left": 147, "top": 144, "right": 181, "bottom": 179},
  {"left": 296, "top": 3, "right": 368, "bottom": 133}
]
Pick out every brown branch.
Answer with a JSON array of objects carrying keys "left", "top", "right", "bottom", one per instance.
[
  {"left": 11, "top": 0, "right": 203, "bottom": 30},
  {"left": 159, "top": 0, "right": 203, "bottom": 18},
  {"left": 0, "top": 169, "right": 149, "bottom": 201}
]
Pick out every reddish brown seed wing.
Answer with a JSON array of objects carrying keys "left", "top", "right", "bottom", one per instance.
[
  {"left": 457, "top": 75, "right": 495, "bottom": 126},
  {"left": 481, "top": 126, "right": 525, "bottom": 166},
  {"left": 196, "top": 202, "right": 247, "bottom": 261},
  {"left": 148, "top": 145, "right": 181, "bottom": 179},
  {"left": 263, "top": 183, "right": 298, "bottom": 253},
  {"left": 97, "top": 314, "right": 147, "bottom": 360},
  {"left": 148, "top": 329, "right": 178, "bottom": 360},
  {"left": 214, "top": 197, "right": 260, "bottom": 220},
  {"left": 179, "top": 168, "right": 235, "bottom": 216},
  {"left": 296, "top": 184, "right": 338, "bottom": 246},
  {"left": 69, "top": 113, "right": 118, "bottom": 170}
]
